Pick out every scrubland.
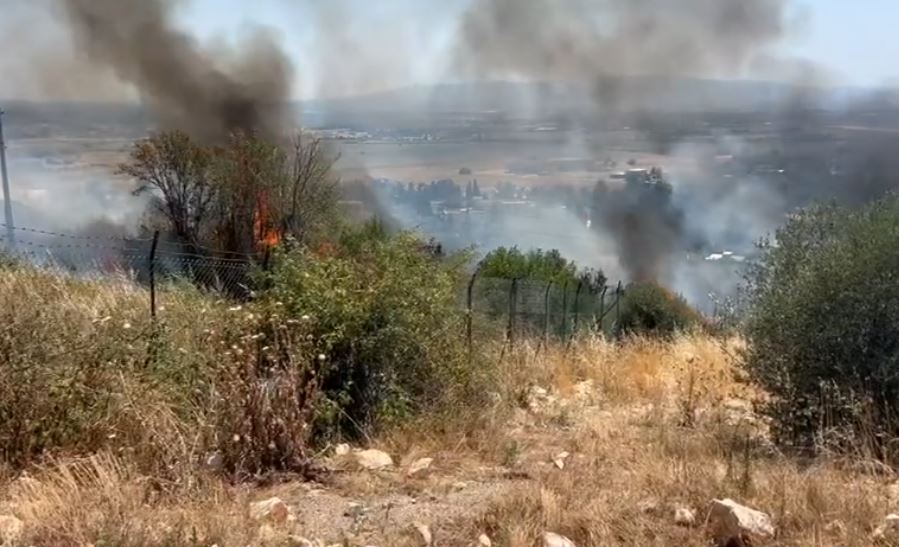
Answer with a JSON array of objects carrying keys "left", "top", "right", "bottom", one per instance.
[{"left": 0, "top": 265, "right": 893, "bottom": 547}]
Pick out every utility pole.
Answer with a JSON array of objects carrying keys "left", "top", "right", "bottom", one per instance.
[{"left": 0, "top": 109, "right": 15, "bottom": 249}]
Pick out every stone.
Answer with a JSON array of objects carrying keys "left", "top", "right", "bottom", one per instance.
[
  {"left": 249, "top": 497, "right": 290, "bottom": 524},
  {"left": 205, "top": 450, "right": 224, "bottom": 471},
  {"left": 873, "top": 514, "right": 899, "bottom": 542},
  {"left": 674, "top": 505, "right": 697, "bottom": 527},
  {"left": 552, "top": 451, "right": 570, "bottom": 470},
  {"left": 287, "top": 537, "right": 316, "bottom": 547},
  {"left": 414, "top": 522, "right": 432, "bottom": 546},
  {"left": 543, "top": 532, "right": 576, "bottom": 547},
  {"left": 334, "top": 443, "right": 351, "bottom": 457},
  {"left": 478, "top": 533, "right": 493, "bottom": 546},
  {"left": 0, "top": 515, "right": 24, "bottom": 545},
  {"left": 407, "top": 457, "right": 434, "bottom": 477},
  {"left": 355, "top": 449, "right": 394, "bottom": 470},
  {"left": 707, "top": 499, "right": 774, "bottom": 544}
]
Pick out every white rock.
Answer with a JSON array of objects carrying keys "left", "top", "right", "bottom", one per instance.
[
  {"left": 674, "top": 505, "right": 697, "bottom": 526},
  {"left": 414, "top": 522, "right": 433, "bottom": 546},
  {"left": 543, "top": 531, "right": 576, "bottom": 547},
  {"left": 707, "top": 499, "right": 774, "bottom": 543},
  {"left": 0, "top": 515, "right": 24, "bottom": 545},
  {"left": 355, "top": 449, "right": 394, "bottom": 470},
  {"left": 407, "top": 457, "right": 434, "bottom": 477},
  {"left": 249, "top": 497, "right": 290, "bottom": 524},
  {"left": 205, "top": 450, "right": 224, "bottom": 470},
  {"left": 334, "top": 443, "right": 351, "bottom": 457},
  {"left": 478, "top": 533, "right": 493, "bottom": 546},
  {"left": 552, "top": 451, "right": 570, "bottom": 470},
  {"left": 873, "top": 514, "right": 899, "bottom": 542}
]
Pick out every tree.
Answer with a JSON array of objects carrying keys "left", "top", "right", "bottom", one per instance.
[
  {"left": 121, "top": 130, "right": 339, "bottom": 256},
  {"left": 120, "top": 130, "right": 213, "bottom": 247},
  {"left": 744, "top": 197, "right": 899, "bottom": 454}
]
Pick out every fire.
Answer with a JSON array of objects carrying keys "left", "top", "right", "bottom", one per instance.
[{"left": 253, "top": 193, "right": 282, "bottom": 250}]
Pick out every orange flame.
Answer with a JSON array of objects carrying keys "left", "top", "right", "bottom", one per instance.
[{"left": 254, "top": 193, "right": 282, "bottom": 250}]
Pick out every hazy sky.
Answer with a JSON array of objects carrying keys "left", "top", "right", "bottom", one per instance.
[
  {"left": 178, "top": 0, "right": 899, "bottom": 94},
  {"left": 2, "top": 0, "right": 897, "bottom": 100}
]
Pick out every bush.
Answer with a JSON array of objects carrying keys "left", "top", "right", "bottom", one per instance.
[
  {"left": 744, "top": 197, "right": 899, "bottom": 454},
  {"left": 264, "top": 229, "right": 480, "bottom": 440},
  {"left": 617, "top": 282, "right": 702, "bottom": 337}
]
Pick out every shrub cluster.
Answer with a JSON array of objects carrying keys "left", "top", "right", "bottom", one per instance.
[
  {"left": 744, "top": 197, "right": 899, "bottom": 454},
  {"left": 617, "top": 282, "right": 702, "bottom": 337}
]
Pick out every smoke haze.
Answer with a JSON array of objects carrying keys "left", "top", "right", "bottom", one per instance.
[{"left": 57, "top": 0, "right": 293, "bottom": 140}]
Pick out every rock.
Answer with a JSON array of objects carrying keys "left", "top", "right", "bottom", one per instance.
[
  {"left": 873, "top": 514, "right": 899, "bottom": 542},
  {"left": 526, "top": 386, "right": 558, "bottom": 413},
  {"left": 452, "top": 481, "right": 468, "bottom": 491},
  {"left": 407, "top": 457, "right": 434, "bottom": 477},
  {"left": 345, "top": 502, "right": 367, "bottom": 519},
  {"left": 334, "top": 443, "right": 351, "bottom": 457},
  {"left": 478, "top": 533, "right": 493, "bottom": 546},
  {"left": 707, "top": 499, "right": 774, "bottom": 545},
  {"left": 824, "top": 519, "right": 845, "bottom": 535},
  {"left": 287, "top": 537, "right": 316, "bottom": 547},
  {"left": 0, "top": 515, "right": 24, "bottom": 545},
  {"left": 674, "top": 505, "right": 697, "bottom": 527},
  {"left": 249, "top": 497, "right": 290, "bottom": 524},
  {"left": 543, "top": 532, "right": 576, "bottom": 547},
  {"left": 552, "top": 451, "right": 570, "bottom": 470},
  {"left": 355, "top": 449, "right": 394, "bottom": 470},
  {"left": 414, "top": 522, "right": 433, "bottom": 546},
  {"left": 204, "top": 450, "right": 224, "bottom": 471},
  {"left": 572, "top": 380, "right": 596, "bottom": 404}
]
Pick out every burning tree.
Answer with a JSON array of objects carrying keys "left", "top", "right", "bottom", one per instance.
[{"left": 121, "top": 130, "right": 339, "bottom": 256}]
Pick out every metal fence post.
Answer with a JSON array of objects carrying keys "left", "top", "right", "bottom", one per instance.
[
  {"left": 559, "top": 280, "right": 569, "bottom": 338},
  {"left": 597, "top": 286, "right": 608, "bottom": 331},
  {"left": 572, "top": 280, "right": 584, "bottom": 337},
  {"left": 507, "top": 278, "right": 519, "bottom": 348},
  {"left": 543, "top": 280, "right": 553, "bottom": 344},
  {"left": 149, "top": 231, "right": 160, "bottom": 319},
  {"left": 466, "top": 268, "right": 479, "bottom": 361},
  {"left": 615, "top": 281, "right": 623, "bottom": 327}
]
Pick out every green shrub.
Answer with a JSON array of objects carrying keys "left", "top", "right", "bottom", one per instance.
[
  {"left": 617, "top": 282, "right": 702, "bottom": 337},
  {"left": 744, "top": 197, "right": 899, "bottom": 454},
  {"left": 264, "top": 230, "right": 479, "bottom": 440}
]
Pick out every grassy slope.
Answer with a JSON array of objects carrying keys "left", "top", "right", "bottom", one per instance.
[{"left": 0, "top": 269, "right": 893, "bottom": 546}]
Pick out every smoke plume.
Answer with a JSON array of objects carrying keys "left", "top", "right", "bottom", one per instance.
[
  {"left": 453, "top": 0, "right": 799, "bottom": 283},
  {"left": 456, "top": 0, "right": 791, "bottom": 110},
  {"left": 58, "top": 0, "right": 293, "bottom": 140}
]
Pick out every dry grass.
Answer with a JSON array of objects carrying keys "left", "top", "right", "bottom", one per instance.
[{"left": 0, "top": 268, "right": 895, "bottom": 546}]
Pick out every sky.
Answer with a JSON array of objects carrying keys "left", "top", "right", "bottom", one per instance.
[
  {"left": 3, "top": 0, "right": 898, "bottom": 100},
  {"left": 175, "top": 0, "right": 899, "bottom": 96}
]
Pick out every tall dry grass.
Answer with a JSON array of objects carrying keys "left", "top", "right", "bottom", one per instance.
[{"left": 0, "top": 267, "right": 895, "bottom": 546}]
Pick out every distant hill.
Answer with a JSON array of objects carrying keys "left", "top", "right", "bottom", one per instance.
[
  {"left": 301, "top": 78, "right": 890, "bottom": 122},
  {"left": 4, "top": 78, "right": 896, "bottom": 135}
]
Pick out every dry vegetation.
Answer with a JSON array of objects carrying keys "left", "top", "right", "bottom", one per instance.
[{"left": 0, "top": 265, "right": 895, "bottom": 546}]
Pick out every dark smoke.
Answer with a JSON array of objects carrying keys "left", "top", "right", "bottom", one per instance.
[
  {"left": 453, "top": 0, "right": 802, "bottom": 283},
  {"left": 456, "top": 0, "right": 791, "bottom": 111},
  {"left": 58, "top": 0, "right": 293, "bottom": 140}
]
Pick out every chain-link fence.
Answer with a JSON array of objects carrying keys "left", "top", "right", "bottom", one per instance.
[
  {"left": 465, "top": 272, "right": 624, "bottom": 352},
  {"left": 0, "top": 224, "right": 259, "bottom": 314},
  {"left": 1, "top": 223, "right": 625, "bottom": 352}
]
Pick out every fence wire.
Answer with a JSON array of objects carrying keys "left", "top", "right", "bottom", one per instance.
[{"left": 0, "top": 223, "right": 625, "bottom": 353}]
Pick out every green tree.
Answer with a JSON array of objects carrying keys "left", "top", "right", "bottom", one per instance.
[{"left": 744, "top": 196, "right": 899, "bottom": 454}]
